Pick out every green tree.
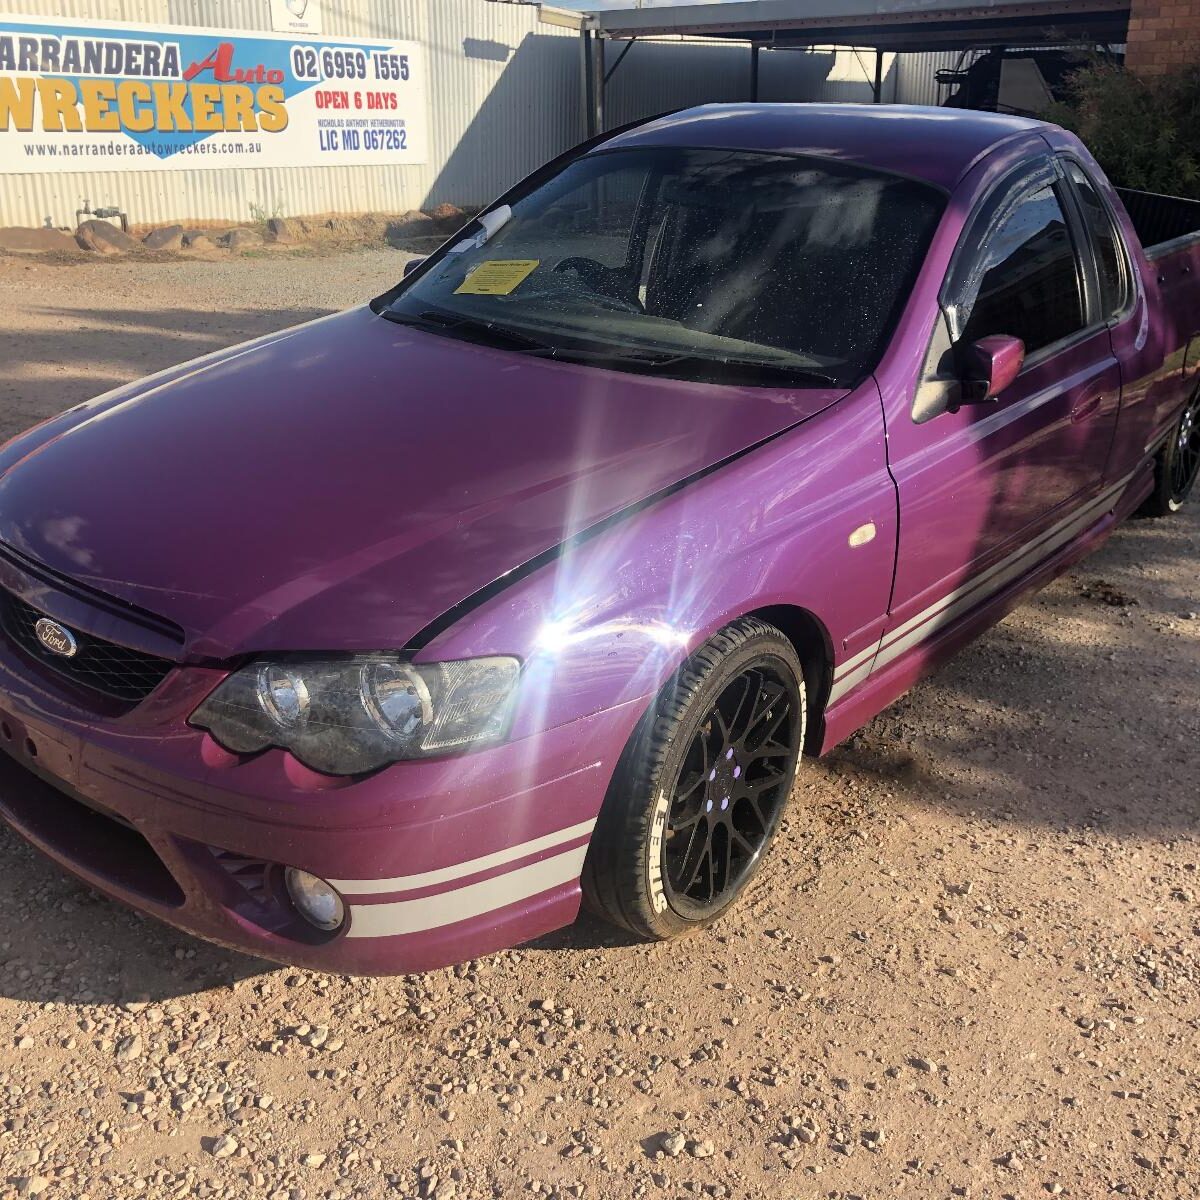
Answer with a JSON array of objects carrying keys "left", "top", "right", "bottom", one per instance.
[{"left": 1046, "top": 63, "right": 1200, "bottom": 199}]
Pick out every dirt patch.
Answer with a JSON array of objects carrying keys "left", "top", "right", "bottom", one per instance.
[
  {"left": 0, "top": 252, "right": 1196, "bottom": 1200},
  {"left": 0, "top": 208, "right": 466, "bottom": 268},
  {"left": 0, "top": 227, "right": 80, "bottom": 256}
]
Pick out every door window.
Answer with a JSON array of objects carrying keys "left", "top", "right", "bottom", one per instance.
[
  {"left": 1064, "top": 161, "right": 1129, "bottom": 319},
  {"left": 957, "top": 183, "right": 1086, "bottom": 355}
]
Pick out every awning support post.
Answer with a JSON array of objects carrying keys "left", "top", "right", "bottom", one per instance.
[
  {"left": 750, "top": 43, "right": 760, "bottom": 101},
  {"left": 873, "top": 48, "right": 883, "bottom": 102},
  {"left": 580, "top": 27, "right": 605, "bottom": 138}
]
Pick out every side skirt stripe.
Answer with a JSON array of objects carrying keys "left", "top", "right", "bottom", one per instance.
[
  {"left": 828, "top": 471, "right": 1133, "bottom": 704},
  {"left": 346, "top": 844, "right": 589, "bottom": 938},
  {"left": 879, "top": 474, "right": 1130, "bottom": 652}
]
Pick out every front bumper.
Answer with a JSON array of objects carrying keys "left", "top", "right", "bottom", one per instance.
[{"left": 0, "top": 649, "right": 641, "bottom": 975}]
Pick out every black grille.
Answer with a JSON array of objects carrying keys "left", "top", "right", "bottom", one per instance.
[{"left": 0, "top": 591, "right": 174, "bottom": 704}]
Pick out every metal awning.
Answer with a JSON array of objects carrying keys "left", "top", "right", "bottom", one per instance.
[
  {"left": 587, "top": 0, "right": 1129, "bottom": 50},
  {"left": 547, "top": 0, "right": 1129, "bottom": 142}
]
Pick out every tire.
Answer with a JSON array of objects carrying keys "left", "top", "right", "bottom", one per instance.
[
  {"left": 1140, "top": 386, "right": 1200, "bottom": 517},
  {"left": 582, "top": 616, "right": 807, "bottom": 940}
]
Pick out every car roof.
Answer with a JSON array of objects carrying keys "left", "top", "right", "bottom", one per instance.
[{"left": 596, "top": 103, "right": 1051, "bottom": 192}]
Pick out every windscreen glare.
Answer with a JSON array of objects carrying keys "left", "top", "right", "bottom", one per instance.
[{"left": 388, "top": 147, "right": 945, "bottom": 388}]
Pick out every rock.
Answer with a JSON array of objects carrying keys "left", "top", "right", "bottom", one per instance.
[
  {"left": 142, "top": 224, "right": 184, "bottom": 251},
  {"left": 15, "top": 1034, "right": 34, "bottom": 1049},
  {"left": 659, "top": 1131, "right": 686, "bottom": 1157},
  {"left": 209, "top": 1133, "right": 239, "bottom": 1158},
  {"left": 266, "top": 216, "right": 305, "bottom": 244},
  {"left": 300, "top": 1151, "right": 326, "bottom": 1167},
  {"left": 75, "top": 219, "right": 139, "bottom": 255},
  {"left": 0, "top": 226, "right": 79, "bottom": 255},
  {"left": 182, "top": 232, "right": 216, "bottom": 251},
  {"left": 221, "top": 227, "right": 263, "bottom": 250},
  {"left": 910, "top": 1056, "right": 936, "bottom": 1073},
  {"left": 115, "top": 1033, "right": 143, "bottom": 1062},
  {"left": 398, "top": 209, "right": 435, "bottom": 230},
  {"left": 689, "top": 1138, "right": 715, "bottom": 1159}
]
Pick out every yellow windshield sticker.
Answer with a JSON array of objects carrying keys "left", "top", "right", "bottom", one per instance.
[{"left": 455, "top": 259, "right": 540, "bottom": 296}]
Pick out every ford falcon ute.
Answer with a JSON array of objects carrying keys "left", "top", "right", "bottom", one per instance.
[{"left": 0, "top": 105, "right": 1197, "bottom": 973}]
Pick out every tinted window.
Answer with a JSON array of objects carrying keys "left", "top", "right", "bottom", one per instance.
[
  {"left": 389, "top": 148, "right": 945, "bottom": 388},
  {"left": 1066, "top": 161, "right": 1127, "bottom": 318},
  {"left": 959, "top": 183, "right": 1085, "bottom": 355}
]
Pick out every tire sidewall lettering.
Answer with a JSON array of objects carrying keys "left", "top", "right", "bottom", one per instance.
[{"left": 648, "top": 788, "right": 670, "bottom": 914}]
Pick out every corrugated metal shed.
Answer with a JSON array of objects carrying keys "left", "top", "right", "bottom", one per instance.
[
  {"left": 2, "top": 0, "right": 581, "bottom": 228},
  {"left": 894, "top": 48, "right": 971, "bottom": 106}
]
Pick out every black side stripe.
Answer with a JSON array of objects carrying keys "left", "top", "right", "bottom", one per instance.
[{"left": 404, "top": 412, "right": 826, "bottom": 652}]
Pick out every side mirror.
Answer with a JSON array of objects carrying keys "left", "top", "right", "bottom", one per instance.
[
  {"left": 402, "top": 256, "right": 425, "bottom": 278},
  {"left": 962, "top": 335, "right": 1025, "bottom": 402}
]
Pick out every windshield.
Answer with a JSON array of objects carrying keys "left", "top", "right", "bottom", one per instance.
[{"left": 385, "top": 147, "right": 945, "bottom": 388}]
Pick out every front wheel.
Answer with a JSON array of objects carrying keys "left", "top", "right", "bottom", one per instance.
[
  {"left": 582, "top": 617, "right": 806, "bottom": 940},
  {"left": 1141, "top": 387, "right": 1200, "bottom": 517}
]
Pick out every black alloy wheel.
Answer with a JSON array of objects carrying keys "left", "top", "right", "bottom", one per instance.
[
  {"left": 661, "top": 664, "right": 801, "bottom": 919},
  {"left": 1142, "top": 385, "right": 1200, "bottom": 517},
  {"left": 582, "top": 616, "right": 808, "bottom": 940},
  {"left": 1170, "top": 390, "right": 1200, "bottom": 504}
]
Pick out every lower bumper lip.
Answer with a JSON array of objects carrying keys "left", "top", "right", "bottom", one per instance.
[{"left": 0, "top": 678, "right": 633, "bottom": 975}]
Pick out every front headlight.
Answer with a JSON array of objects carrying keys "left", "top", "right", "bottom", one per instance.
[{"left": 190, "top": 655, "right": 520, "bottom": 776}]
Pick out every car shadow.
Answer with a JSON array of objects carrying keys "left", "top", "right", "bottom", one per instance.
[{"left": 0, "top": 828, "right": 268, "bottom": 1001}]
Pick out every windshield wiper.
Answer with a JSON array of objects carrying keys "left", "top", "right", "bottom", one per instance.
[
  {"left": 382, "top": 309, "right": 843, "bottom": 387},
  {"left": 381, "top": 308, "right": 556, "bottom": 354}
]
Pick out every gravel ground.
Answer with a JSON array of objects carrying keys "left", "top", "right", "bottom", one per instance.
[{"left": 0, "top": 249, "right": 1198, "bottom": 1200}]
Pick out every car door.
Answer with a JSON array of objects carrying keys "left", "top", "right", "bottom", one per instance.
[{"left": 872, "top": 154, "right": 1122, "bottom": 680}]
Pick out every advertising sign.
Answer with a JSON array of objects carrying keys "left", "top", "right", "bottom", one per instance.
[{"left": 0, "top": 14, "right": 427, "bottom": 173}]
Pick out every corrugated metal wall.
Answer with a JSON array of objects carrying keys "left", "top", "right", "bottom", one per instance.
[
  {"left": 2, "top": 0, "right": 581, "bottom": 228},
  {"left": 894, "top": 49, "right": 971, "bottom": 106},
  {"left": 1, "top": 0, "right": 965, "bottom": 229},
  {"left": 602, "top": 40, "right": 895, "bottom": 124}
]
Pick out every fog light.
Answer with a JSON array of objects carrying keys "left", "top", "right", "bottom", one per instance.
[{"left": 284, "top": 867, "right": 345, "bottom": 931}]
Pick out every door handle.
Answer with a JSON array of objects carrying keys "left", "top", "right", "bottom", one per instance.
[{"left": 1071, "top": 392, "right": 1104, "bottom": 423}]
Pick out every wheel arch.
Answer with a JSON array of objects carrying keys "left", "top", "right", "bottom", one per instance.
[{"left": 743, "top": 603, "right": 834, "bottom": 754}]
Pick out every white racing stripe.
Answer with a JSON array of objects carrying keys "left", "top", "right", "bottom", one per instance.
[
  {"left": 329, "top": 817, "right": 597, "bottom": 895},
  {"left": 828, "top": 472, "right": 1135, "bottom": 705},
  {"left": 346, "top": 844, "right": 589, "bottom": 938}
]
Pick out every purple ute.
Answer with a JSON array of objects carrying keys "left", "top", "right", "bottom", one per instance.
[{"left": 0, "top": 105, "right": 1197, "bottom": 973}]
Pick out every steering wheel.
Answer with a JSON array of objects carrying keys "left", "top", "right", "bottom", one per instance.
[
  {"left": 553, "top": 256, "right": 612, "bottom": 286},
  {"left": 552, "top": 256, "right": 643, "bottom": 313}
]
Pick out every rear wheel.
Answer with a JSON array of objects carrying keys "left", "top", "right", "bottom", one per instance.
[
  {"left": 1141, "top": 387, "right": 1200, "bottom": 517},
  {"left": 582, "top": 617, "right": 806, "bottom": 940}
]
